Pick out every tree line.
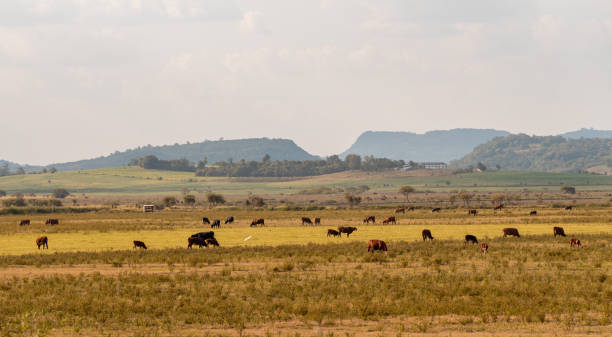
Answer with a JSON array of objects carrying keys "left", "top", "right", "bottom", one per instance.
[{"left": 129, "top": 154, "right": 406, "bottom": 177}]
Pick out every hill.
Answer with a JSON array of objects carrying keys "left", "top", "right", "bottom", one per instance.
[
  {"left": 45, "top": 138, "right": 319, "bottom": 171},
  {"left": 561, "top": 128, "right": 612, "bottom": 139},
  {"left": 450, "top": 134, "right": 612, "bottom": 172},
  {"left": 340, "top": 129, "right": 510, "bottom": 162}
]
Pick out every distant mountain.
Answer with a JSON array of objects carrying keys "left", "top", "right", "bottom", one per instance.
[
  {"left": 561, "top": 128, "right": 612, "bottom": 139},
  {"left": 340, "top": 129, "right": 510, "bottom": 162},
  {"left": 450, "top": 134, "right": 612, "bottom": 172},
  {"left": 46, "top": 138, "right": 319, "bottom": 171},
  {"left": 0, "top": 160, "right": 42, "bottom": 173}
]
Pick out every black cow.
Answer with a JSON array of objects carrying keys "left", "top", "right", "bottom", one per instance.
[
  {"left": 465, "top": 235, "right": 478, "bottom": 244},
  {"left": 191, "top": 231, "right": 215, "bottom": 240},
  {"left": 431, "top": 208, "right": 441, "bottom": 213},
  {"left": 554, "top": 226, "right": 566, "bottom": 237},
  {"left": 19, "top": 219, "right": 30, "bottom": 226},
  {"left": 225, "top": 216, "right": 234, "bottom": 224},
  {"left": 211, "top": 219, "right": 221, "bottom": 228},
  {"left": 133, "top": 240, "right": 147, "bottom": 250},
  {"left": 202, "top": 217, "right": 210, "bottom": 225}
]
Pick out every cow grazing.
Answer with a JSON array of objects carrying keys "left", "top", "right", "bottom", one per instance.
[
  {"left": 250, "top": 218, "right": 265, "bottom": 227},
  {"left": 480, "top": 242, "right": 489, "bottom": 254},
  {"left": 422, "top": 229, "right": 434, "bottom": 241},
  {"left": 45, "top": 219, "right": 59, "bottom": 225},
  {"left": 19, "top": 219, "right": 30, "bottom": 226},
  {"left": 190, "top": 231, "right": 215, "bottom": 240},
  {"left": 529, "top": 210, "right": 537, "bottom": 216},
  {"left": 368, "top": 240, "right": 388, "bottom": 253},
  {"left": 494, "top": 204, "right": 504, "bottom": 211},
  {"left": 395, "top": 207, "right": 405, "bottom": 214},
  {"left": 36, "top": 236, "right": 48, "bottom": 250},
  {"left": 205, "top": 237, "right": 220, "bottom": 247},
  {"left": 211, "top": 219, "right": 221, "bottom": 228},
  {"left": 468, "top": 209, "right": 478, "bottom": 216},
  {"left": 406, "top": 206, "right": 415, "bottom": 211},
  {"left": 570, "top": 238, "right": 582, "bottom": 248},
  {"left": 503, "top": 228, "right": 521, "bottom": 238},
  {"left": 202, "top": 217, "right": 210, "bottom": 224},
  {"left": 187, "top": 236, "right": 208, "bottom": 248},
  {"left": 382, "top": 216, "right": 396, "bottom": 224},
  {"left": 338, "top": 226, "right": 358, "bottom": 237},
  {"left": 565, "top": 206, "right": 573, "bottom": 211},
  {"left": 225, "top": 216, "right": 234, "bottom": 224},
  {"left": 133, "top": 240, "right": 147, "bottom": 250},
  {"left": 553, "top": 226, "right": 566, "bottom": 237},
  {"left": 465, "top": 235, "right": 478, "bottom": 244},
  {"left": 301, "top": 217, "right": 312, "bottom": 225},
  {"left": 363, "top": 216, "right": 375, "bottom": 224},
  {"left": 327, "top": 229, "right": 340, "bottom": 237},
  {"left": 431, "top": 208, "right": 441, "bottom": 213},
  {"left": 314, "top": 218, "right": 321, "bottom": 225}
]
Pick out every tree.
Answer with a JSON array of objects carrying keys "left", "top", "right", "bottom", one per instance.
[
  {"left": 561, "top": 185, "right": 576, "bottom": 194},
  {"left": 0, "top": 190, "right": 6, "bottom": 197},
  {"left": 162, "top": 196, "right": 178, "bottom": 207},
  {"left": 399, "top": 185, "right": 415, "bottom": 202},
  {"left": 344, "top": 193, "right": 362, "bottom": 207},
  {"left": 448, "top": 194, "right": 457, "bottom": 206},
  {"left": 206, "top": 192, "right": 226, "bottom": 207},
  {"left": 49, "top": 167, "right": 57, "bottom": 173},
  {"left": 52, "top": 188, "right": 70, "bottom": 199},
  {"left": 477, "top": 162, "right": 487, "bottom": 171},
  {"left": 16, "top": 167, "right": 25, "bottom": 175},
  {"left": 183, "top": 194, "right": 196, "bottom": 206},
  {"left": 458, "top": 190, "right": 474, "bottom": 207},
  {"left": 246, "top": 195, "right": 265, "bottom": 208},
  {"left": 345, "top": 154, "right": 362, "bottom": 170},
  {"left": 491, "top": 193, "right": 506, "bottom": 205},
  {"left": 262, "top": 154, "right": 271, "bottom": 163}
]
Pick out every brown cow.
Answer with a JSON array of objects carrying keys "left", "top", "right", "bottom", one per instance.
[
  {"left": 133, "top": 240, "right": 147, "bottom": 249},
  {"left": 565, "top": 206, "right": 573, "bottom": 211},
  {"left": 468, "top": 209, "right": 478, "bottom": 216},
  {"left": 187, "top": 236, "right": 208, "bottom": 248},
  {"left": 503, "top": 227, "right": 520, "bottom": 238},
  {"left": 529, "top": 210, "right": 537, "bottom": 216},
  {"left": 45, "top": 219, "right": 59, "bottom": 225},
  {"left": 301, "top": 217, "right": 312, "bottom": 225},
  {"left": 431, "top": 208, "right": 441, "bottom": 213},
  {"left": 382, "top": 216, "right": 396, "bottom": 224},
  {"left": 19, "top": 219, "right": 30, "bottom": 226},
  {"left": 250, "top": 218, "right": 265, "bottom": 227},
  {"left": 480, "top": 242, "right": 489, "bottom": 254},
  {"left": 327, "top": 229, "right": 340, "bottom": 237},
  {"left": 314, "top": 218, "right": 321, "bottom": 225},
  {"left": 395, "top": 207, "right": 405, "bottom": 214},
  {"left": 493, "top": 204, "right": 504, "bottom": 211},
  {"left": 36, "top": 236, "right": 48, "bottom": 250},
  {"left": 570, "top": 238, "right": 581, "bottom": 248},
  {"left": 338, "top": 226, "right": 357, "bottom": 237},
  {"left": 406, "top": 206, "right": 415, "bottom": 211},
  {"left": 553, "top": 226, "right": 566, "bottom": 237},
  {"left": 422, "top": 229, "right": 434, "bottom": 241},
  {"left": 368, "top": 240, "right": 388, "bottom": 253},
  {"left": 465, "top": 235, "right": 478, "bottom": 244},
  {"left": 363, "top": 216, "right": 375, "bottom": 224}
]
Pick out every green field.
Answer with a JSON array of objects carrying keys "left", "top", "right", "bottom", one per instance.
[{"left": 1, "top": 166, "right": 612, "bottom": 195}]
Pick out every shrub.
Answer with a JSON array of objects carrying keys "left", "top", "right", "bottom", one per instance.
[
  {"left": 183, "top": 194, "right": 196, "bottom": 205},
  {"left": 561, "top": 185, "right": 576, "bottom": 194},
  {"left": 246, "top": 196, "right": 265, "bottom": 208},
  {"left": 162, "top": 196, "right": 178, "bottom": 207},
  {"left": 344, "top": 193, "right": 361, "bottom": 207},
  {"left": 52, "top": 188, "right": 70, "bottom": 199},
  {"left": 2, "top": 198, "right": 26, "bottom": 207},
  {"left": 206, "top": 193, "right": 226, "bottom": 207}
]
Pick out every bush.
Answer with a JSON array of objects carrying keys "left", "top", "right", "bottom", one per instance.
[
  {"left": 246, "top": 196, "right": 265, "bottom": 208},
  {"left": 561, "top": 185, "right": 576, "bottom": 194},
  {"left": 344, "top": 193, "right": 361, "bottom": 207},
  {"left": 183, "top": 194, "right": 196, "bottom": 205},
  {"left": 162, "top": 196, "right": 178, "bottom": 207},
  {"left": 52, "top": 188, "right": 70, "bottom": 199},
  {"left": 2, "top": 198, "right": 26, "bottom": 207}
]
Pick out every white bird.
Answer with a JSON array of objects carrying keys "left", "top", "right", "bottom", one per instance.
[{"left": 244, "top": 236, "right": 252, "bottom": 241}]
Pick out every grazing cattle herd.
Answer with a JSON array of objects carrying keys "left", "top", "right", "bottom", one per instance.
[{"left": 26, "top": 205, "right": 586, "bottom": 254}]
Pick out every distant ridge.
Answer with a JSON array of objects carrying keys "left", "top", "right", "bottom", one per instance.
[
  {"left": 44, "top": 138, "right": 319, "bottom": 171},
  {"left": 561, "top": 128, "right": 612, "bottom": 139},
  {"left": 450, "top": 134, "right": 612, "bottom": 172},
  {"left": 340, "top": 129, "right": 510, "bottom": 162}
]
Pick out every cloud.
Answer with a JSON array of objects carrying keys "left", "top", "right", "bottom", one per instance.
[{"left": 239, "top": 11, "right": 266, "bottom": 33}]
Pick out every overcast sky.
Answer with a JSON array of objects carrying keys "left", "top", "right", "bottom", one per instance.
[{"left": 1, "top": 0, "right": 612, "bottom": 165}]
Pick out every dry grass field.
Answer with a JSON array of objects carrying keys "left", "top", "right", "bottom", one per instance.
[{"left": 0, "top": 205, "right": 611, "bottom": 336}]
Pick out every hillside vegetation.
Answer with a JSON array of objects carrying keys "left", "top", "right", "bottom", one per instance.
[
  {"left": 451, "top": 134, "right": 612, "bottom": 172},
  {"left": 43, "top": 138, "right": 319, "bottom": 171}
]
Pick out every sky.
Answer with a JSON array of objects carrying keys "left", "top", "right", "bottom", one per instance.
[{"left": 1, "top": 0, "right": 612, "bottom": 165}]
